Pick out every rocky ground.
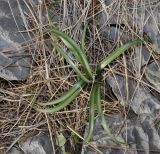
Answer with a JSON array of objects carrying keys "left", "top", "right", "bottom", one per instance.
[{"left": 0, "top": 0, "right": 160, "bottom": 154}]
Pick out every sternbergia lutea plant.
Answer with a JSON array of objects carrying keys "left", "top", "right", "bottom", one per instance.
[{"left": 35, "top": 25, "right": 143, "bottom": 143}]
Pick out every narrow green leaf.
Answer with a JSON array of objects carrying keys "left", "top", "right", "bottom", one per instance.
[
  {"left": 85, "top": 84, "right": 97, "bottom": 142},
  {"left": 52, "top": 43, "right": 90, "bottom": 82},
  {"left": 38, "top": 79, "right": 85, "bottom": 106},
  {"left": 36, "top": 81, "right": 86, "bottom": 113},
  {"left": 49, "top": 28, "right": 93, "bottom": 79},
  {"left": 97, "top": 39, "right": 142, "bottom": 73},
  {"left": 95, "top": 83, "right": 125, "bottom": 144}
]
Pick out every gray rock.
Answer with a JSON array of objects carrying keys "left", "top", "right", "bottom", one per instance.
[
  {"left": 145, "top": 61, "right": 160, "bottom": 92},
  {"left": 133, "top": 45, "right": 151, "bottom": 69},
  {"left": 0, "top": 0, "right": 32, "bottom": 80},
  {"left": 82, "top": 114, "right": 160, "bottom": 154},
  {"left": 107, "top": 75, "right": 160, "bottom": 115},
  {"left": 19, "top": 134, "right": 54, "bottom": 154},
  {"left": 140, "top": 46, "right": 151, "bottom": 66},
  {"left": 143, "top": 7, "right": 160, "bottom": 53},
  {"left": 98, "top": 1, "right": 160, "bottom": 54},
  {"left": 7, "top": 147, "right": 24, "bottom": 154}
]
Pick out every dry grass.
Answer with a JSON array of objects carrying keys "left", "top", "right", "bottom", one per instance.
[{"left": 0, "top": 0, "right": 160, "bottom": 153}]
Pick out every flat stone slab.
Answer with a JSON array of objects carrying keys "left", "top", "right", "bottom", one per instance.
[
  {"left": 19, "top": 134, "right": 54, "bottom": 154},
  {"left": 82, "top": 114, "right": 160, "bottom": 154},
  {"left": 7, "top": 147, "right": 24, "bottom": 154},
  {"left": 145, "top": 60, "right": 160, "bottom": 92},
  {"left": 107, "top": 75, "right": 160, "bottom": 115},
  {"left": 0, "top": 0, "right": 32, "bottom": 80},
  {"left": 98, "top": 0, "right": 160, "bottom": 54},
  {"left": 6, "top": 134, "right": 54, "bottom": 154}
]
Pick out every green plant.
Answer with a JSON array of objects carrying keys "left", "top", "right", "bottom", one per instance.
[{"left": 35, "top": 25, "right": 142, "bottom": 143}]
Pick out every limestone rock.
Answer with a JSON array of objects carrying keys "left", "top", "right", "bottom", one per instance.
[
  {"left": 82, "top": 114, "right": 160, "bottom": 154},
  {"left": 0, "top": 0, "right": 32, "bottom": 80},
  {"left": 98, "top": 1, "right": 160, "bottom": 53},
  {"left": 19, "top": 134, "right": 53, "bottom": 154},
  {"left": 145, "top": 61, "right": 160, "bottom": 92},
  {"left": 7, "top": 147, "right": 24, "bottom": 154},
  {"left": 107, "top": 75, "right": 160, "bottom": 115}
]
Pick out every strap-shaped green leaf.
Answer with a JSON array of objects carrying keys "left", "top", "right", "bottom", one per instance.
[
  {"left": 95, "top": 83, "right": 125, "bottom": 144},
  {"left": 49, "top": 28, "right": 93, "bottom": 79},
  {"left": 52, "top": 43, "right": 90, "bottom": 82},
  {"left": 85, "top": 84, "right": 97, "bottom": 142},
  {"left": 36, "top": 81, "right": 86, "bottom": 113},
  {"left": 38, "top": 79, "right": 85, "bottom": 106},
  {"left": 97, "top": 39, "right": 142, "bottom": 73}
]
